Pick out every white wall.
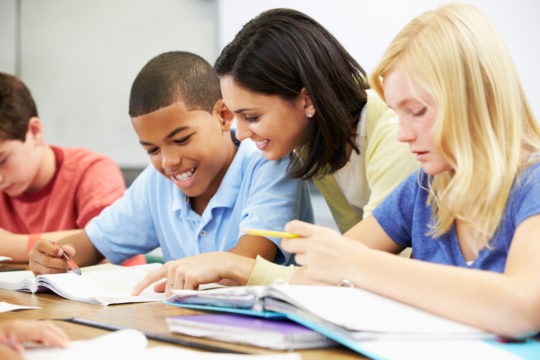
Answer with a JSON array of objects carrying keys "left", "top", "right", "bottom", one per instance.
[
  {"left": 0, "top": 0, "right": 17, "bottom": 73},
  {"left": 218, "top": 0, "right": 540, "bottom": 120},
  {"left": 1, "top": 0, "right": 218, "bottom": 168},
  {"left": 1, "top": 1, "right": 538, "bottom": 168}
]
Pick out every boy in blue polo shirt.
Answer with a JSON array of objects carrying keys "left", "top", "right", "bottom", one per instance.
[{"left": 28, "top": 52, "right": 313, "bottom": 287}]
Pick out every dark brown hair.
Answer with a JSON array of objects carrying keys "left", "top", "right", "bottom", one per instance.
[
  {"left": 0, "top": 72, "right": 38, "bottom": 141},
  {"left": 215, "top": 8, "right": 368, "bottom": 179}
]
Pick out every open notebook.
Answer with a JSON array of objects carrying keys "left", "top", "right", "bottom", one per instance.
[
  {"left": 0, "top": 263, "right": 165, "bottom": 305},
  {"left": 164, "top": 285, "right": 529, "bottom": 358},
  {"left": 167, "top": 285, "right": 493, "bottom": 339}
]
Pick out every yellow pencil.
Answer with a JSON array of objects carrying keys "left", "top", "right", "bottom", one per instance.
[{"left": 242, "top": 228, "right": 300, "bottom": 239}]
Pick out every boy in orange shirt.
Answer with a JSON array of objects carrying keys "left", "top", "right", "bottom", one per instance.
[{"left": 0, "top": 72, "right": 144, "bottom": 265}]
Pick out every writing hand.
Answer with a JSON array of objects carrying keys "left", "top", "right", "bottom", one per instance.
[{"left": 29, "top": 239, "right": 76, "bottom": 276}]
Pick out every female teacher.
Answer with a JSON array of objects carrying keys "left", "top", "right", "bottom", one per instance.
[{"left": 133, "top": 8, "right": 418, "bottom": 291}]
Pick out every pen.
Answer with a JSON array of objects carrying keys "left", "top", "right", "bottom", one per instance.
[
  {"left": 54, "top": 241, "right": 82, "bottom": 276},
  {"left": 242, "top": 228, "right": 300, "bottom": 239}
]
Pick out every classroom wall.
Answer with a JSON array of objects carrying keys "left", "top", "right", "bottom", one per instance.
[
  {"left": 0, "top": 0, "right": 218, "bottom": 168},
  {"left": 0, "top": 0, "right": 538, "bottom": 168},
  {"left": 0, "top": 1, "right": 17, "bottom": 73},
  {"left": 218, "top": 0, "right": 540, "bottom": 121}
]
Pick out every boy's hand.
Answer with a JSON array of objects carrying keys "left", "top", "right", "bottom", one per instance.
[
  {"left": 132, "top": 252, "right": 255, "bottom": 296},
  {"left": 28, "top": 239, "right": 76, "bottom": 275}
]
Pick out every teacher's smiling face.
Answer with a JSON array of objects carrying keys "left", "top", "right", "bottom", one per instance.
[{"left": 220, "top": 75, "right": 312, "bottom": 161}]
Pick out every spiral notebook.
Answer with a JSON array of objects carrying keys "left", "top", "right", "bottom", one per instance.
[{"left": 166, "top": 313, "right": 336, "bottom": 350}]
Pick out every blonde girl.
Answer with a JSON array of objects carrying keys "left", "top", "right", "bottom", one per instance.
[{"left": 283, "top": 3, "right": 540, "bottom": 338}]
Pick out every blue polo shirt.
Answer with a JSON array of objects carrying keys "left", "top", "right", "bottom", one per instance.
[
  {"left": 373, "top": 161, "right": 540, "bottom": 271},
  {"left": 86, "top": 139, "right": 313, "bottom": 265}
]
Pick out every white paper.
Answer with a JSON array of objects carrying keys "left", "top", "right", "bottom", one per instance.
[
  {"left": 0, "top": 263, "right": 165, "bottom": 305},
  {"left": 24, "top": 329, "right": 148, "bottom": 360},
  {"left": 169, "top": 285, "right": 491, "bottom": 338},
  {"left": 271, "top": 285, "right": 483, "bottom": 335},
  {"left": 357, "top": 339, "right": 521, "bottom": 360},
  {"left": 0, "top": 301, "right": 40, "bottom": 313}
]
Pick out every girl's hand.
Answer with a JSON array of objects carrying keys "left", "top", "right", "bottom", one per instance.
[{"left": 283, "top": 220, "right": 369, "bottom": 285}]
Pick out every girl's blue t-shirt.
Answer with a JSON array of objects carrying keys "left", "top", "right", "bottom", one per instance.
[{"left": 373, "top": 161, "right": 540, "bottom": 272}]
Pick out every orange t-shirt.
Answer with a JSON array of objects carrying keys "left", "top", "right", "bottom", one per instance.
[{"left": 0, "top": 145, "right": 145, "bottom": 265}]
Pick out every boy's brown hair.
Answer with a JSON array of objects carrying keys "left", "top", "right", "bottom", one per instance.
[{"left": 0, "top": 72, "right": 38, "bottom": 141}]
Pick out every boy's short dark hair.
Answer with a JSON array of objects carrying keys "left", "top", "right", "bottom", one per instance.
[
  {"left": 129, "top": 51, "right": 221, "bottom": 117},
  {"left": 0, "top": 72, "right": 38, "bottom": 141}
]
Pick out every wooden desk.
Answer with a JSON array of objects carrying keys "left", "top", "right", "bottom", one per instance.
[{"left": 0, "top": 289, "right": 363, "bottom": 359}]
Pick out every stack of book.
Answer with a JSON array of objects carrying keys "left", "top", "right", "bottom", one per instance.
[
  {"left": 164, "top": 284, "right": 540, "bottom": 359},
  {"left": 167, "top": 313, "right": 336, "bottom": 350}
]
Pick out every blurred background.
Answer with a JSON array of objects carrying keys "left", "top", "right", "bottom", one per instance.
[{"left": 1, "top": 0, "right": 539, "bottom": 229}]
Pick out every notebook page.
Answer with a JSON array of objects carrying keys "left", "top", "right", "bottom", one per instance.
[
  {"left": 24, "top": 329, "right": 148, "bottom": 360},
  {"left": 0, "top": 270, "right": 36, "bottom": 291},
  {"left": 267, "top": 285, "right": 489, "bottom": 336},
  {"left": 36, "top": 263, "right": 165, "bottom": 305},
  {"left": 357, "top": 339, "right": 520, "bottom": 360},
  {"left": 0, "top": 301, "right": 40, "bottom": 312}
]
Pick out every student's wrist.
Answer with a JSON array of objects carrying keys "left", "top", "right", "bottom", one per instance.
[
  {"left": 226, "top": 254, "right": 255, "bottom": 286},
  {"left": 247, "top": 255, "right": 297, "bottom": 285},
  {"left": 27, "top": 233, "right": 41, "bottom": 253}
]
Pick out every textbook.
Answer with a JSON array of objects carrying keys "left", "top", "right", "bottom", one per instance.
[
  {"left": 166, "top": 313, "right": 337, "bottom": 350},
  {"left": 165, "top": 285, "right": 497, "bottom": 357},
  {"left": 0, "top": 263, "right": 165, "bottom": 305}
]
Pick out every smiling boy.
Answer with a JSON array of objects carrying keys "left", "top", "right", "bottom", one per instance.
[{"left": 29, "top": 51, "right": 313, "bottom": 279}]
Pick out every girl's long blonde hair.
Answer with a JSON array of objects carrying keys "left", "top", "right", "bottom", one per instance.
[{"left": 370, "top": 3, "right": 540, "bottom": 248}]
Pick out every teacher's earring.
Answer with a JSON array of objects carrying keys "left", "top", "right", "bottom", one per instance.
[{"left": 306, "top": 110, "right": 315, "bottom": 118}]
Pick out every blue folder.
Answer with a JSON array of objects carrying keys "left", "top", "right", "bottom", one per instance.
[{"left": 165, "top": 300, "right": 540, "bottom": 359}]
